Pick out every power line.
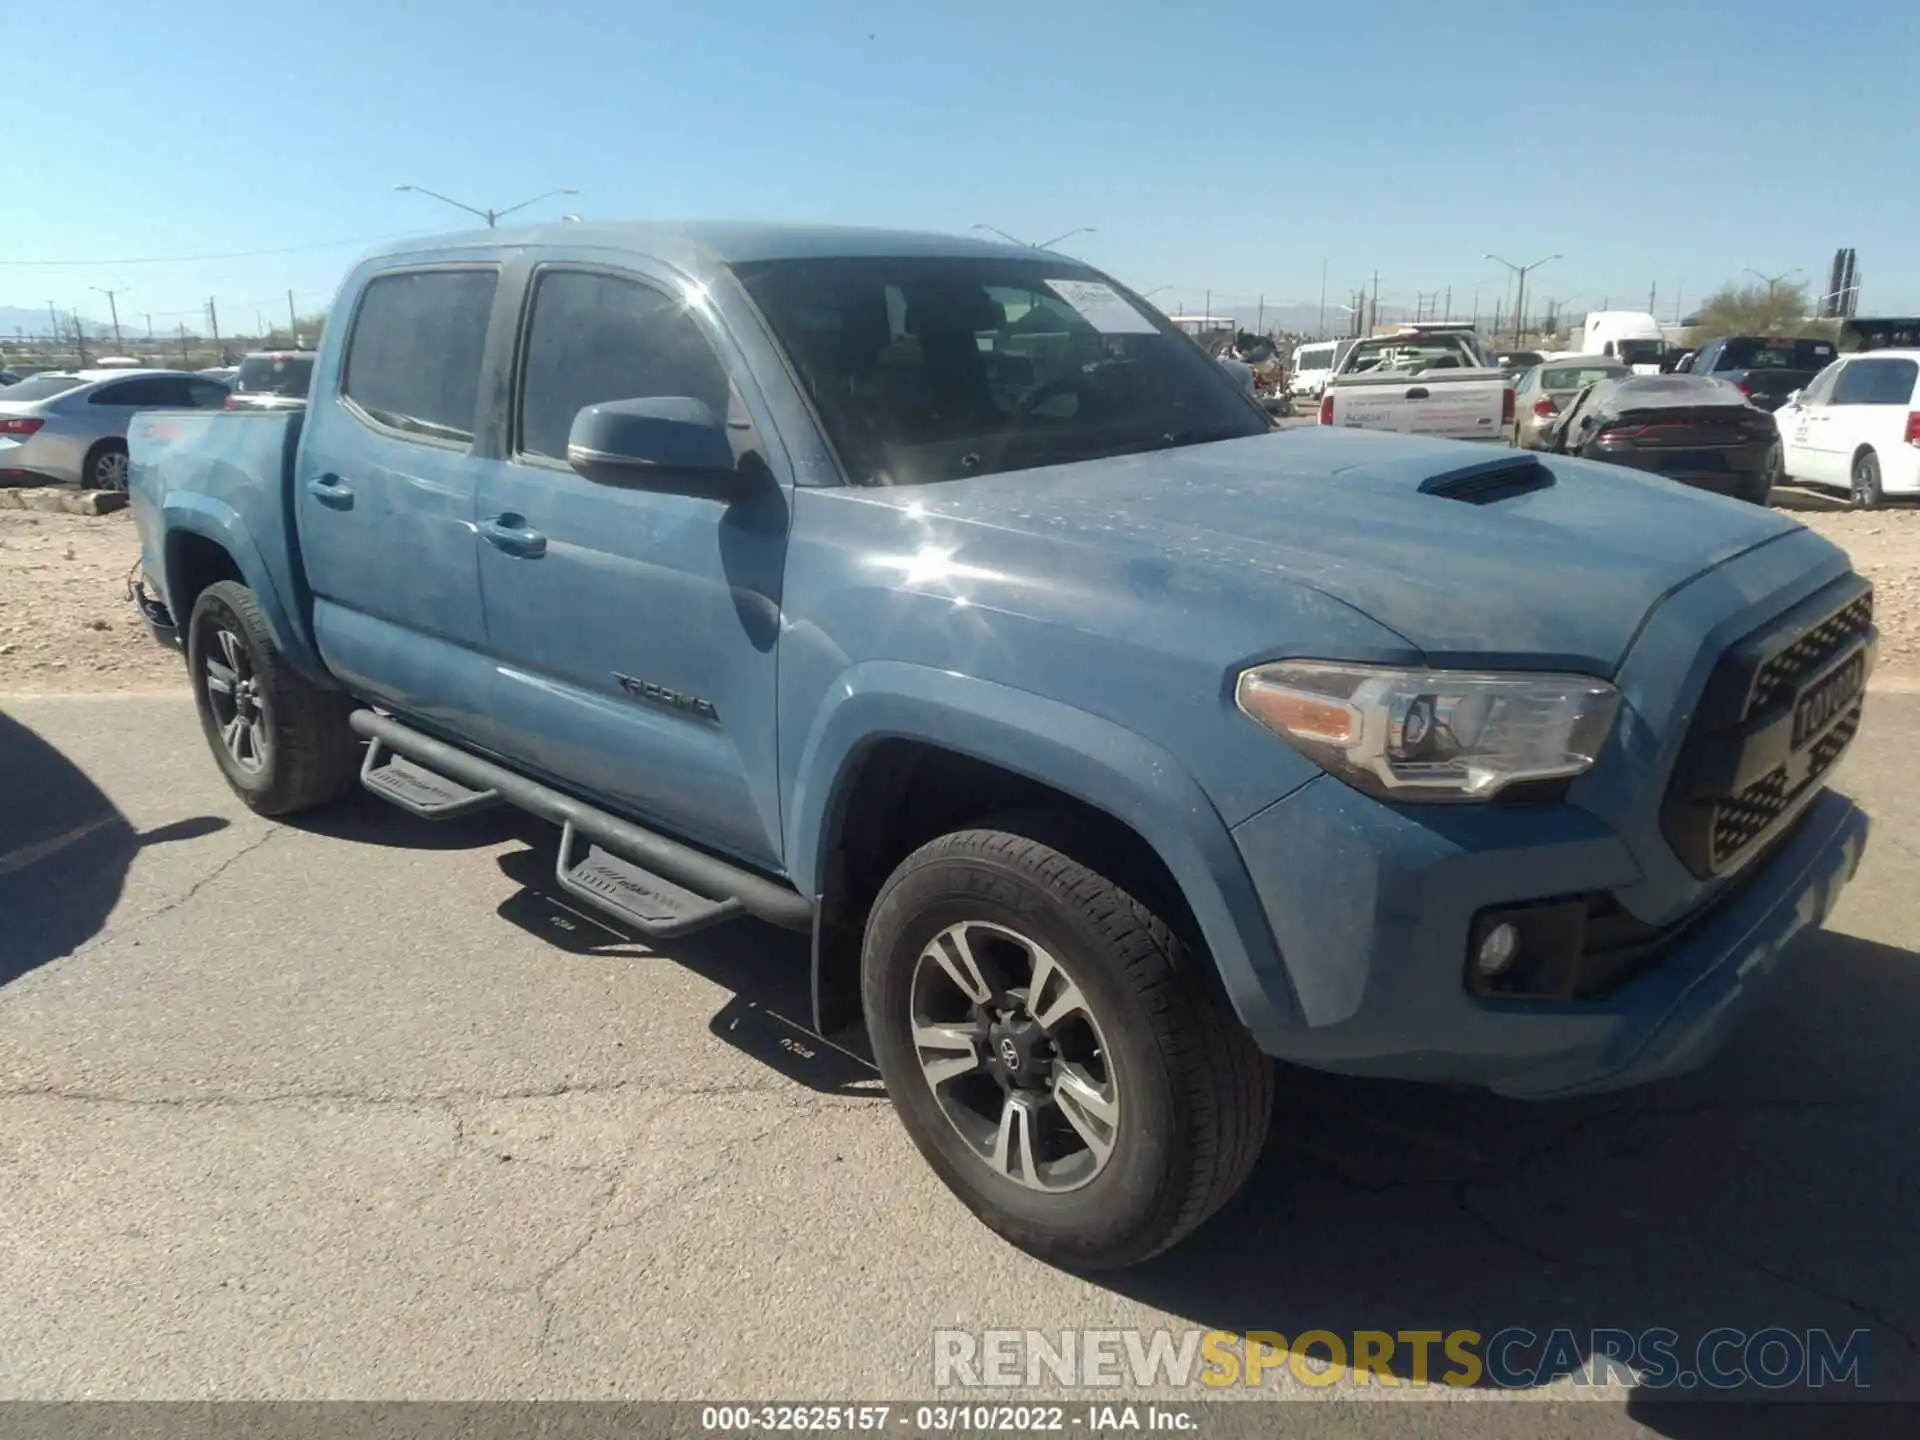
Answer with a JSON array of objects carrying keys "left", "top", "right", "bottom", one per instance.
[{"left": 0, "top": 231, "right": 429, "bottom": 269}]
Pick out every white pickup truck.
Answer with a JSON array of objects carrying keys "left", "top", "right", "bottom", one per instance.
[{"left": 1317, "top": 325, "right": 1514, "bottom": 442}]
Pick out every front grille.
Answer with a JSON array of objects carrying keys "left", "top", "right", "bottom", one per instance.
[
  {"left": 1661, "top": 575, "right": 1872, "bottom": 879},
  {"left": 1748, "top": 592, "right": 1873, "bottom": 714},
  {"left": 1708, "top": 707, "right": 1861, "bottom": 868}
]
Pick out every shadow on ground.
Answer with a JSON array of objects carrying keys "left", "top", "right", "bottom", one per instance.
[
  {"left": 1, "top": 708, "right": 228, "bottom": 986},
  {"left": 1092, "top": 927, "right": 1920, "bottom": 1417},
  {"left": 491, "top": 838, "right": 883, "bottom": 1099}
]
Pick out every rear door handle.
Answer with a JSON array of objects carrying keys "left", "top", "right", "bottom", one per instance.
[
  {"left": 306, "top": 473, "right": 353, "bottom": 509},
  {"left": 480, "top": 514, "right": 547, "bottom": 558},
  {"left": 1404, "top": 387, "right": 1430, "bottom": 400}
]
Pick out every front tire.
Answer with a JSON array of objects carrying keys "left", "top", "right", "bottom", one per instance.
[
  {"left": 1852, "top": 450, "right": 1885, "bottom": 510},
  {"left": 862, "top": 824, "right": 1273, "bottom": 1269},
  {"left": 186, "top": 580, "right": 359, "bottom": 815}
]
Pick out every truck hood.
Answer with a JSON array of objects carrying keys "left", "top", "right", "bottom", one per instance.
[{"left": 887, "top": 427, "right": 1803, "bottom": 672}]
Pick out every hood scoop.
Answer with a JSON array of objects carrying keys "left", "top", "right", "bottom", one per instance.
[{"left": 1417, "top": 453, "right": 1556, "bottom": 505}]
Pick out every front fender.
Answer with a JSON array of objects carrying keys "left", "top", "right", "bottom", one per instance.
[
  {"left": 160, "top": 493, "right": 327, "bottom": 682},
  {"left": 786, "top": 660, "right": 1301, "bottom": 1035}
]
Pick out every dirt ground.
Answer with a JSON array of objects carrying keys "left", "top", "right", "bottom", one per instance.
[{"left": 2, "top": 490, "right": 1917, "bottom": 696}]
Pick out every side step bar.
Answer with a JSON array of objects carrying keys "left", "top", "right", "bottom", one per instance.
[{"left": 349, "top": 709, "right": 812, "bottom": 939}]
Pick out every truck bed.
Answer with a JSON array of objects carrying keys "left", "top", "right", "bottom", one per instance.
[{"left": 127, "top": 408, "right": 310, "bottom": 657}]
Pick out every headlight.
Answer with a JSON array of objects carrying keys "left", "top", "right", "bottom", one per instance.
[{"left": 1235, "top": 661, "right": 1620, "bottom": 801}]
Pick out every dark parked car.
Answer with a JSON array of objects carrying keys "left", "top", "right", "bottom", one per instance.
[
  {"left": 224, "top": 350, "right": 316, "bottom": 411},
  {"left": 1542, "top": 373, "right": 1780, "bottom": 504},
  {"left": 1688, "top": 335, "right": 1838, "bottom": 411}
]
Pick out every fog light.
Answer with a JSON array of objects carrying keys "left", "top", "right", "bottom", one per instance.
[{"left": 1475, "top": 921, "right": 1520, "bottom": 978}]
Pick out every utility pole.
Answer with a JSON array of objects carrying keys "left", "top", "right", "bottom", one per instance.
[
  {"left": 1204, "top": 290, "right": 1211, "bottom": 326},
  {"left": 288, "top": 290, "right": 299, "bottom": 340},
  {"left": 1674, "top": 279, "right": 1685, "bottom": 324},
  {"left": 1317, "top": 258, "right": 1328, "bottom": 340},
  {"left": 145, "top": 313, "right": 153, "bottom": 340},
  {"left": 207, "top": 297, "right": 222, "bottom": 360},
  {"left": 1369, "top": 270, "right": 1380, "bottom": 334},
  {"left": 1647, "top": 282, "right": 1657, "bottom": 316},
  {"left": 1256, "top": 294, "right": 1264, "bottom": 334},
  {"left": 90, "top": 286, "right": 126, "bottom": 346},
  {"left": 46, "top": 300, "right": 59, "bottom": 344},
  {"left": 71, "top": 313, "right": 91, "bottom": 368},
  {"left": 1444, "top": 285, "right": 1452, "bottom": 321},
  {"left": 179, "top": 322, "right": 190, "bottom": 368}
]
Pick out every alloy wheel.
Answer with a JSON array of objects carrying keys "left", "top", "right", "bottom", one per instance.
[
  {"left": 202, "top": 628, "right": 270, "bottom": 773},
  {"left": 95, "top": 449, "right": 130, "bottom": 491},
  {"left": 909, "top": 920, "right": 1120, "bottom": 1192}
]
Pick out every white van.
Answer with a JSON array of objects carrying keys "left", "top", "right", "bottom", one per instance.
[
  {"left": 1288, "top": 339, "right": 1352, "bottom": 398},
  {"left": 1582, "top": 312, "right": 1667, "bottom": 374}
]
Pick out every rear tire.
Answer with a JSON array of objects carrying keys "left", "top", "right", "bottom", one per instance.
[
  {"left": 186, "top": 580, "right": 359, "bottom": 815},
  {"left": 862, "top": 823, "right": 1273, "bottom": 1269},
  {"left": 1851, "top": 450, "right": 1885, "bottom": 510},
  {"left": 82, "top": 440, "right": 128, "bottom": 492}
]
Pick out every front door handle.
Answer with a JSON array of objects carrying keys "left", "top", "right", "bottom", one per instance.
[
  {"left": 480, "top": 514, "right": 548, "bottom": 558},
  {"left": 306, "top": 473, "right": 354, "bottom": 509},
  {"left": 1404, "top": 386, "right": 1430, "bottom": 400}
]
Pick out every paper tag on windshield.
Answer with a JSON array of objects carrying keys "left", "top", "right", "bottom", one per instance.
[{"left": 1046, "top": 280, "right": 1159, "bottom": 335}]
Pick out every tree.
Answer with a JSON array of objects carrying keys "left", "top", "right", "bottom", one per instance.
[{"left": 1690, "top": 280, "right": 1814, "bottom": 339}]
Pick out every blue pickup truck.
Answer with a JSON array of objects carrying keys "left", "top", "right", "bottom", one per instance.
[{"left": 128, "top": 222, "right": 1873, "bottom": 1269}]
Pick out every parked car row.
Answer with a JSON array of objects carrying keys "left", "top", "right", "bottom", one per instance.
[{"left": 0, "top": 349, "right": 315, "bottom": 489}]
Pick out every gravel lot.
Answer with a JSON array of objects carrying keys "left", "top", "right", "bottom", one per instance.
[{"left": 2, "top": 488, "right": 1917, "bottom": 695}]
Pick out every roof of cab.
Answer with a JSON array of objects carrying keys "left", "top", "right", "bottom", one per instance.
[{"left": 354, "top": 220, "right": 1064, "bottom": 277}]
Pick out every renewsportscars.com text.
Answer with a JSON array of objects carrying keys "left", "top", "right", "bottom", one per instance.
[{"left": 933, "top": 1327, "right": 1873, "bottom": 1391}]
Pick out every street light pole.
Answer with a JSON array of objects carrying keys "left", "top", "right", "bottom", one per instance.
[
  {"left": 90, "top": 286, "right": 127, "bottom": 346},
  {"left": 1744, "top": 267, "right": 1803, "bottom": 302},
  {"left": 394, "top": 184, "right": 580, "bottom": 228},
  {"left": 1485, "top": 252, "right": 1560, "bottom": 343}
]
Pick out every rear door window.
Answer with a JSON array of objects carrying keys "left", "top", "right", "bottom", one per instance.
[
  {"left": 88, "top": 379, "right": 159, "bottom": 406},
  {"left": 342, "top": 269, "right": 500, "bottom": 443}
]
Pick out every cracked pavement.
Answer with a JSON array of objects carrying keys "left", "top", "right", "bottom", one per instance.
[{"left": 2, "top": 692, "right": 1916, "bottom": 1422}]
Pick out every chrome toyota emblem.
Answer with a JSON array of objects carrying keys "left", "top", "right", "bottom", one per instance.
[{"left": 998, "top": 1037, "right": 1021, "bottom": 1071}]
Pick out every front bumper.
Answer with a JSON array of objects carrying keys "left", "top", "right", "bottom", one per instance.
[{"left": 1228, "top": 778, "right": 1867, "bottom": 1098}]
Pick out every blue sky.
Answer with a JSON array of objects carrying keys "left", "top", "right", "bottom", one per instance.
[{"left": 5, "top": 0, "right": 1918, "bottom": 335}]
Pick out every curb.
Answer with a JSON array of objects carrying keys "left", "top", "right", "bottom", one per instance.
[{"left": 0, "top": 487, "right": 127, "bottom": 516}]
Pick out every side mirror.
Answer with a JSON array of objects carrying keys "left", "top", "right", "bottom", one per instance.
[
  {"left": 1784, "top": 389, "right": 1803, "bottom": 408},
  {"left": 566, "top": 396, "right": 740, "bottom": 495}
]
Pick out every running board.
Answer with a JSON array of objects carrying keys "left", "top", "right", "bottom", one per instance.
[
  {"left": 361, "top": 739, "right": 501, "bottom": 819},
  {"left": 347, "top": 709, "right": 812, "bottom": 937},
  {"left": 555, "top": 823, "right": 743, "bottom": 940}
]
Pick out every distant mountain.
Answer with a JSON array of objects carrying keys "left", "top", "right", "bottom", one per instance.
[{"left": 0, "top": 305, "right": 70, "bottom": 338}]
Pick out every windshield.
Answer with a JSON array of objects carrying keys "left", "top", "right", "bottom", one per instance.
[
  {"left": 0, "top": 374, "right": 85, "bottom": 402},
  {"left": 234, "top": 354, "right": 314, "bottom": 396},
  {"left": 731, "top": 257, "right": 1268, "bottom": 485},
  {"left": 1615, "top": 340, "right": 1666, "bottom": 366},
  {"left": 1716, "top": 338, "right": 1835, "bottom": 371}
]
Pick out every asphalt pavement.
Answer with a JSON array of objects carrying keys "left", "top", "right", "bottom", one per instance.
[{"left": 2, "top": 689, "right": 1917, "bottom": 1429}]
